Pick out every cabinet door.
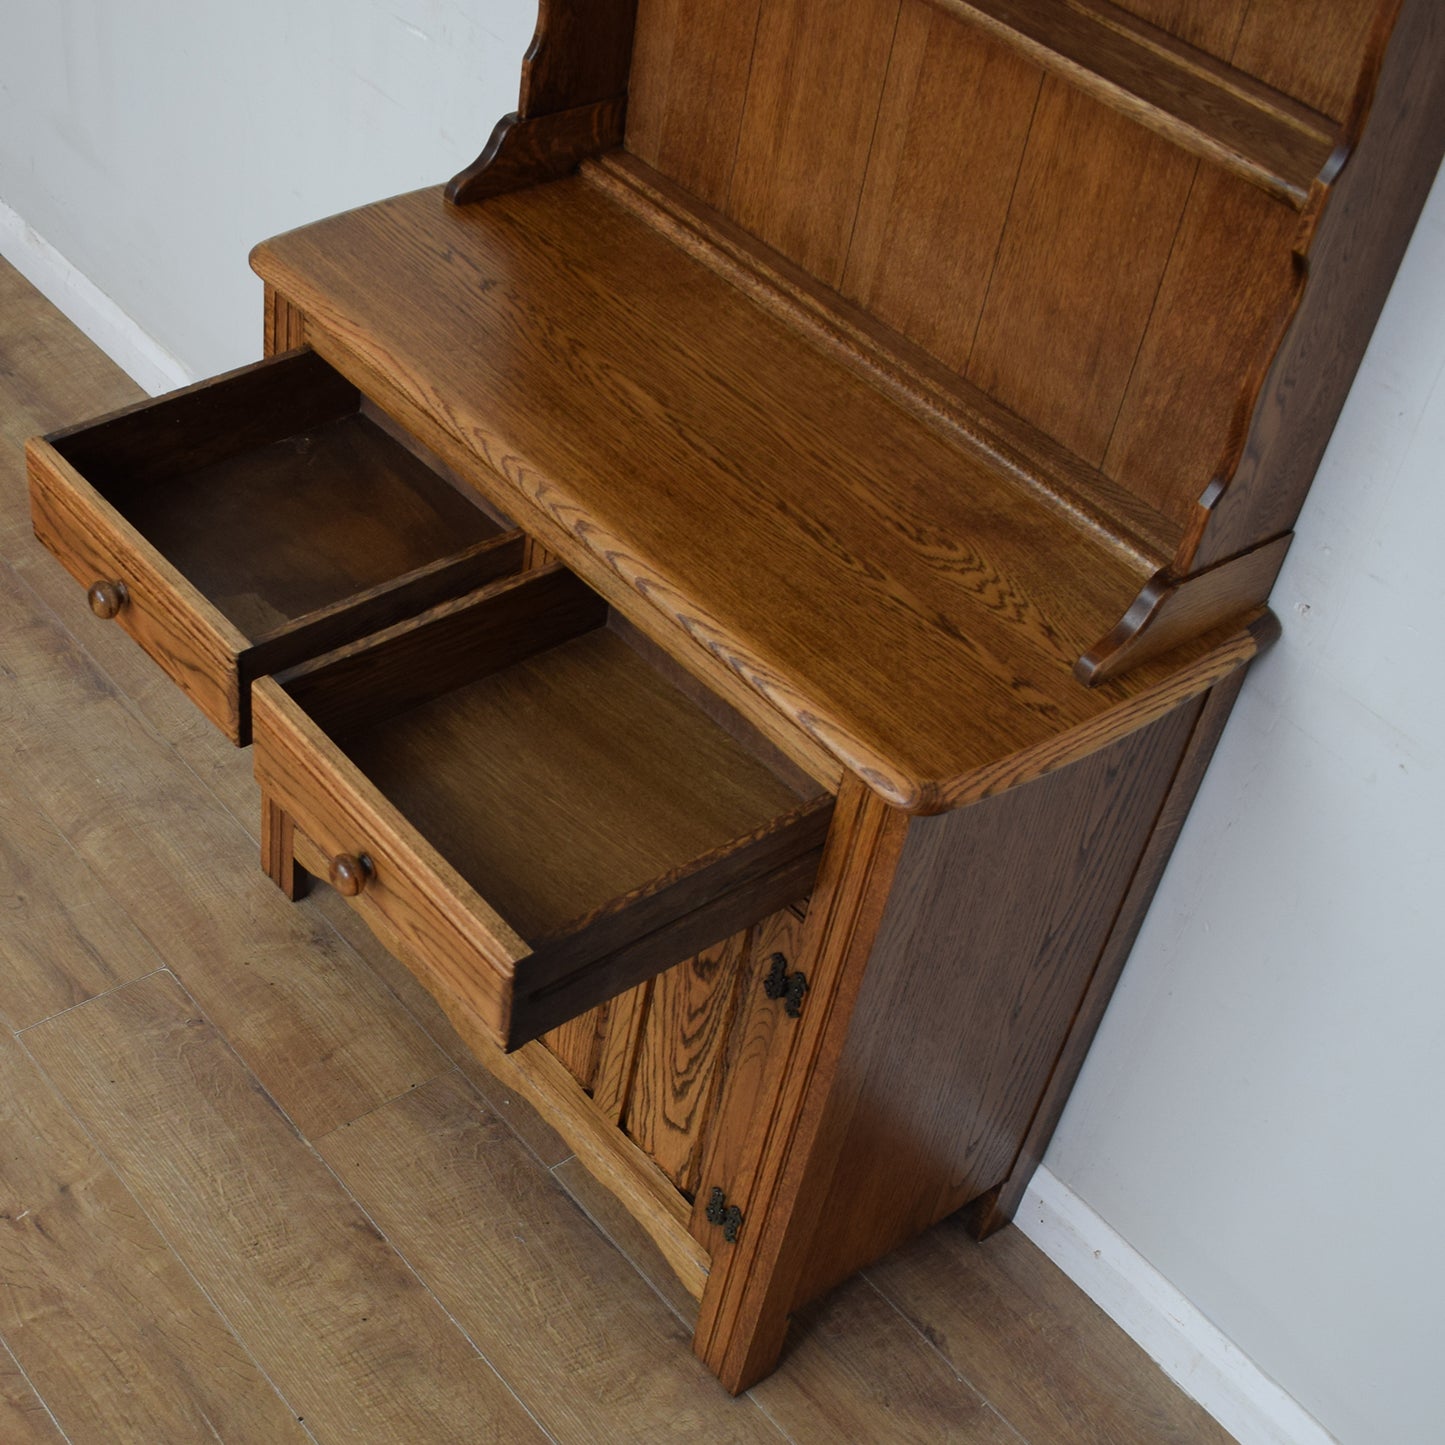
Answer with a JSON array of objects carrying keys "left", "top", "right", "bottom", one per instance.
[{"left": 688, "top": 907, "right": 808, "bottom": 1245}]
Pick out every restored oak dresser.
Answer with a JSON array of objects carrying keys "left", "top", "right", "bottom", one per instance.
[{"left": 26, "top": 0, "right": 1445, "bottom": 1391}]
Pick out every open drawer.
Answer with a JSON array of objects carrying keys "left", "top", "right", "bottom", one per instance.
[
  {"left": 251, "top": 565, "right": 835, "bottom": 1050},
  {"left": 26, "top": 349, "right": 522, "bottom": 744}
]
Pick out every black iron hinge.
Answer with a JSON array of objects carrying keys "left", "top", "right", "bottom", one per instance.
[
  {"left": 763, "top": 952, "right": 808, "bottom": 1018},
  {"left": 704, "top": 1186, "right": 744, "bottom": 1243}
]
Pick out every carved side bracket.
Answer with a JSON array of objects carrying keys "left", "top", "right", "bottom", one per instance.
[
  {"left": 1075, "top": 533, "right": 1292, "bottom": 685},
  {"left": 446, "top": 101, "right": 627, "bottom": 206},
  {"left": 447, "top": 0, "right": 636, "bottom": 206}
]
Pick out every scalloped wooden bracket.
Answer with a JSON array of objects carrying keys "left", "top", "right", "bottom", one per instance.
[
  {"left": 446, "top": 99, "right": 628, "bottom": 206},
  {"left": 1076, "top": 532, "right": 1293, "bottom": 686}
]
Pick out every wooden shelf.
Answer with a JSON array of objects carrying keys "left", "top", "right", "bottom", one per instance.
[
  {"left": 928, "top": 0, "right": 1341, "bottom": 208},
  {"left": 252, "top": 179, "right": 1263, "bottom": 812}
]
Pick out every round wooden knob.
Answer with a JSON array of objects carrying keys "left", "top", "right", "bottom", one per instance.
[
  {"left": 86, "top": 579, "right": 128, "bottom": 619},
  {"left": 328, "top": 853, "right": 373, "bottom": 896}
]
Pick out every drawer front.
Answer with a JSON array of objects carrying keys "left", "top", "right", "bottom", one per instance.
[
  {"left": 251, "top": 676, "right": 531, "bottom": 1042},
  {"left": 28, "top": 438, "right": 249, "bottom": 736},
  {"left": 26, "top": 349, "right": 518, "bottom": 746}
]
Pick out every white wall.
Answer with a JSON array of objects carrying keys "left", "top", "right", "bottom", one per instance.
[
  {"left": 0, "top": 0, "right": 536, "bottom": 380},
  {"left": 3, "top": 7, "right": 1441, "bottom": 1441},
  {"left": 1044, "top": 160, "right": 1445, "bottom": 1445}
]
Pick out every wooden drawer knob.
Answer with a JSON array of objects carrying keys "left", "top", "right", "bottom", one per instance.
[
  {"left": 328, "top": 853, "right": 373, "bottom": 896},
  {"left": 86, "top": 579, "right": 129, "bottom": 619}
]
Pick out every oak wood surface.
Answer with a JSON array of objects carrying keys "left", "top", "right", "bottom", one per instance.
[
  {"left": 695, "top": 779, "right": 913, "bottom": 1391},
  {"left": 966, "top": 77, "right": 1197, "bottom": 467},
  {"left": 688, "top": 908, "right": 808, "bottom": 1246},
  {"left": 624, "top": 929, "right": 750, "bottom": 1194},
  {"left": 446, "top": 100, "right": 627, "bottom": 205},
  {"left": 253, "top": 180, "right": 1266, "bottom": 812},
  {"left": 1190, "top": 0, "right": 1445, "bottom": 569},
  {"left": 791, "top": 695, "right": 1203, "bottom": 1307},
  {"left": 726, "top": 0, "right": 901, "bottom": 288},
  {"left": 925, "top": 0, "right": 1341, "bottom": 205},
  {"left": 624, "top": 0, "right": 763, "bottom": 210},
  {"left": 969, "top": 668, "right": 1249, "bottom": 1234},
  {"left": 27, "top": 348, "right": 509, "bottom": 743},
  {"left": 23, "top": 972, "right": 544, "bottom": 1444}
]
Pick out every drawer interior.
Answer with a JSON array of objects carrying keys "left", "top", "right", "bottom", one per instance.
[
  {"left": 46, "top": 349, "right": 505, "bottom": 638},
  {"left": 271, "top": 566, "right": 833, "bottom": 1044}
]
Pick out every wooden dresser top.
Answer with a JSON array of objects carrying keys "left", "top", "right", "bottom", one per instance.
[{"left": 252, "top": 177, "right": 1268, "bottom": 812}]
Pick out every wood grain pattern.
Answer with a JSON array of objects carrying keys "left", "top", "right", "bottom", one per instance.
[
  {"left": 871, "top": 1217, "right": 1236, "bottom": 1443},
  {"left": 447, "top": 100, "right": 627, "bottom": 205},
  {"left": 924, "top": 0, "right": 1340, "bottom": 203},
  {"left": 842, "top": 3, "right": 1041, "bottom": 372},
  {"left": 625, "top": 0, "right": 763, "bottom": 209},
  {"left": 747, "top": 1275, "right": 1019, "bottom": 1444},
  {"left": 1230, "top": 0, "right": 1393, "bottom": 123},
  {"left": 316, "top": 1072, "right": 781, "bottom": 1440},
  {"left": 591, "top": 979, "right": 651, "bottom": 1120},
  {"left": 1101, "top": 0, "right": 1249, "bottom": 57},
  {"left": 23, "top": 972, "right": 540, "bottom": 1444},
  {"left": 968, "top": 78, "right": 1197, "bottom": 466},
  {"left": 264, "top": 283, "right": 307, "bottom": 355},
  {"left": 624, "top": 930, "right": 750, "bottom": 1194},
  {"left": 1078, "top": 532, "right": 1291, "bottom": 683},
  {"left": 688, "top": 908, "right": 807, "bottom": 1246},
  {"left": 726, "top": 0, "right": 902, "bottom": 286},
  {"left": 1190, "top": 0, "right": 1445, "bottom": 568},
  {"left": 0, "top": 561, "right": 450, "bottom": 1140},
  {"left": 1103, "top": 164, "right": 1303, "bottom": 531},
  {"left": 790, "top": 695, "right": 1203, "bottom": 1308},
  {"left": 552, "top": 1155, "right": 701, "bottom": 1324},
  {"left": 0, "top": 771, "right": 163, "bottom": 1030},
  {"left": 695, "top": 779, "right": 912, "bottom": 1391},
  {"left": 0, "top": 1344, "right": 63, "bottom": 1445},
  {"left": 252, "top": 182, "right": 1265, "bottom": 812},
  {"left": 378, "top": 977, "right": 713, "bottom": 1301},
  {"left": 27, "top": 349, "right": 508, "bottom": 743},
  {"left": 540, "top": 1005, "right": 608, "bottom": 1090},
  {"left": 517, "top": 0, "right": 639, "bottom": 115},
  {"left": 0, "top": 1028, "right": 309, "bottom": 1444},
  {"left": 968, "top": 668, "right": 1248, "bottom": 1234}
]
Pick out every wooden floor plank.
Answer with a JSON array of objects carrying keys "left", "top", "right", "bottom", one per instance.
[
  {"left": 0, "top": 1338, "right": 68, "bottom": 1445},
  {"left": 0, "top": 558, "right": 450, "bottom": 1138},
  {"left": 868, "top": 1215, "right": 1236, "bottom": 1444},
  {"left": 315, "top": 1071, "right": 783, "bottom": 1443},
  {"left": 22, "top": 971, "right": 548, "bottom": 1445},
  {"left": 748, "top": 1276, "right": 1022, "bottom": 1445},
  {"left": 0, "top": 770, "right": 163, "bottom": 1030},
  {"left": 0, "top": 1025, "right": 310, "bottom": 1444},
  {"left": 552, "top": 1155, "right": 700, "bottom": 1326}
]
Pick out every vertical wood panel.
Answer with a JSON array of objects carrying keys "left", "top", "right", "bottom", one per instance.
[
  {"left": 1104, "top": 167, "right": 1301, "bottom": 526},
  {"left": 728, "top": 0, "right": 902, "bottom": 287},
  {"left": 968, "top": 79, "right": 1197, "bottom": 464},
  {"left": 1231, "top": 0, "right": 1389, "bottom": 120},
  {"left": 625, "top": 0, "right": 763, "bottom": 209},
  {"left": 541, "top": 1003, "right": 609, "bottom": 1091},
  {"left": 689, "top": 908, "right": 807, "bottom": 1244},
  {"left": 843, "top": 3, "right": 1042, "bottom": 370},
  {"left": 624, "top": 931, "right": 751, "bottom": 1194}
]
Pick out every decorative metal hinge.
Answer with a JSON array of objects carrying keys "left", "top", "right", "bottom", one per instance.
[
  {"left": 705, "top": 1186, "right": 744, "bottom": 1243},
  {"left": 763, "top": 952, "right": 808, "bottom": 1018}
]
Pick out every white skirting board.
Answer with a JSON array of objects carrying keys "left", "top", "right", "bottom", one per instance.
[
  {"left": 1017, "top": 1168, "right": 1337, "bottom": 1445},
  {"left": 1, "top": 194, "right": 1334, "bottom": 1445},
  {"left": 0, "top": 198, "right": 192, "bottom": 397}
]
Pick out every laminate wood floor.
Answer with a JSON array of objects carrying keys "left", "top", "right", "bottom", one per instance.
[{"left": 0, "top": 258, "right": 1233, "bottom": 1443}]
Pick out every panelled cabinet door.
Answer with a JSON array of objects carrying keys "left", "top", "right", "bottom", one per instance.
[{"left": 689, "top": 906, "right": 809, "bottom": 1248}]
